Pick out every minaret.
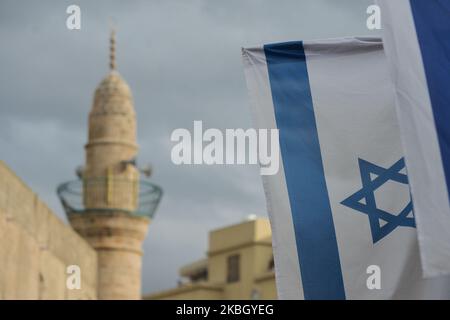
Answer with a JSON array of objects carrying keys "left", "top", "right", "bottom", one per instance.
[{"left": 58, "top": 30, "right": 162, "bottom": 299}]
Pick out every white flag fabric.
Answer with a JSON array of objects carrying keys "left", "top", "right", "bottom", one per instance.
[
  {"left": 377, "top": 0, "right": 450, "bottom": 278},
  {"left": 242, "top": 37, "right": 450, "bottom": 299}
]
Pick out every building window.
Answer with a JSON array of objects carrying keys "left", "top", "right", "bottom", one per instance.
[
  {"left": 268, "top": 256, "right": 275, "bottom": 271},
  {"left": 227, "top": 254, "right": 240, "bottom": 283}
]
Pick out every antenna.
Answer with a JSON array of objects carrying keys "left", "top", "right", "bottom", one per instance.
[
  {"left": 140, "top": 164, "right": 153, "bottom": 178},
  {"left": 109, "top": 18, "right": 117, "bottom": 70}
]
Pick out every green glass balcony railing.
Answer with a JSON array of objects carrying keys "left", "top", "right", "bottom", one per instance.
[{"left": 57, "top": 177, "right": 162, "bottom": 219}]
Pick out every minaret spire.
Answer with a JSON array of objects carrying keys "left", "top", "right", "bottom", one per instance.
[{"left": 110, "top": 28, "right": 116, "bottom": 71}]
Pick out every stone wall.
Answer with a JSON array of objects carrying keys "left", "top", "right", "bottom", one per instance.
[{"left": 0, "top": 161, "right": 97, "bottom": 299}]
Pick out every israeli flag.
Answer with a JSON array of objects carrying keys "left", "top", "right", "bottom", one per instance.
[
  {"left": 377, "top": 0, "right": 450, "bottom": 278},
  {"left": 242, "top": 38, "right": 450, "bottom": 299}
]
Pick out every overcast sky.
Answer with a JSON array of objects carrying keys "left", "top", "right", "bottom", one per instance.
[{"left": 0, "top": 0, "right": 379, "bottom": 294}]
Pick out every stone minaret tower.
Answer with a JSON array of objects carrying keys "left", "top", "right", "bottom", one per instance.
[{"left": 66, "top": 30, "right": 154, "bottom": 300}]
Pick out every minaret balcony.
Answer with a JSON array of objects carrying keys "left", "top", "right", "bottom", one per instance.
[{"left": 57, "top": 177, "right": 162, "bottom": 219}]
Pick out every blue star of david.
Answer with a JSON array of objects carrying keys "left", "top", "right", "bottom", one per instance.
[{"left": 340, "top": 158, "right": 415, "bottom": 243}]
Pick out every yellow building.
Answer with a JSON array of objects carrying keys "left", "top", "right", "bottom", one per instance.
[{"left": 146, "top": 217, "right": 277, "bottom": 300}]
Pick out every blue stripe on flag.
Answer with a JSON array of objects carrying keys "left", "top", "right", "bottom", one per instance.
[
  {"left": 264, "top": 41, "right": 346, "bottom": 300},
  {"left": 410, "top": 0, "right": 450, "bottom": 198}
]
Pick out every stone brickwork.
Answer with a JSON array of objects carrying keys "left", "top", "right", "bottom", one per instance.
[
  {"left": 84, "top": 71, "right": 139, "bottom": 212},
  {"left": 69, "top": 211, "right": 149, "bottom": 299},
  {"left": 0, "top": 161, "right": 98, "bottom": 299}
]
